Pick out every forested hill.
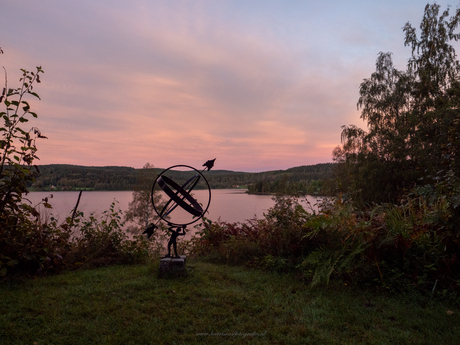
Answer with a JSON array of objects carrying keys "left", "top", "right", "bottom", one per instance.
[{"left": 30, "top": 163, "right": 335, "bottom": 193}]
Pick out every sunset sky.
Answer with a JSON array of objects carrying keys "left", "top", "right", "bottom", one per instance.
[{"left": 2, "top": 0, "right": 459, "bottom": 172}]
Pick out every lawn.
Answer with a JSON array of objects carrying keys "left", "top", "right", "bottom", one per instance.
[{"left": 0, "top": 261, "right": 458, "bottom": 344}]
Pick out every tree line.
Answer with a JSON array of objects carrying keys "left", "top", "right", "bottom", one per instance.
[
  {"left": 30, "top": 163, "right": 334, "bottom": 193},
  {"left": 246, "top": 163, "right": 335, "bottom": 195}
]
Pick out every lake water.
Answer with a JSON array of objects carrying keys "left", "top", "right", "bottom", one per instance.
[{"left": 26, "top": 190, "right": 322, "bottom": 225}]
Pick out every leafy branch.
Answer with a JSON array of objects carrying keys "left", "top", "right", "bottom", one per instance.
[{"left": 0, "top": 66, "right": 46, "bottom": 216}]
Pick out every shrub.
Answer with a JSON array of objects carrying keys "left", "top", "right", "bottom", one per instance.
[
  {"left": 0, "top": 199, "right": 71, "bottom": 276},
  {"left": 0, "top": 66, "right": 64, "bottom": 277},
  {"left": 191, "top": 193, "right": 460, "bottom": 296},
  {"left": 0, "top": 66, "right": 152, "bottom": 278},
  {"left": 66, "top": 201, "right": 151, "bottom": 269},
  {"left": 190, "top": 196, "right": 313, "bottom": 269}
]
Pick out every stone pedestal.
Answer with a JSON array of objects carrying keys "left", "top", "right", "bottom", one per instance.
[{"left": 159, "top": 255, "right": 186, "bottom": 275}]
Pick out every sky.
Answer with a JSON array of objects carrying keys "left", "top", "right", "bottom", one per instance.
[{"left": 2, "top": 0, "right": 459, "bottom": 172}]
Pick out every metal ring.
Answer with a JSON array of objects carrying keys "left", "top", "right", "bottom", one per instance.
[{"left": 151, "top": 165, "right": 211, "bottom": 226}]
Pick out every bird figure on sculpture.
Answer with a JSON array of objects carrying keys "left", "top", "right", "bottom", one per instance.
[{"left": 203, "top": 158, "right": 216, "bottom": 171}]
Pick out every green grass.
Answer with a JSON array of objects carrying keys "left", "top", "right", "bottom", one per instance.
[{"left": 0, "top": 261, "right": 458, "bottom": 344}]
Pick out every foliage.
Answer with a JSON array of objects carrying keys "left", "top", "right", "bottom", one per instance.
[
  {"left": 189, "top": 217, "right": 263, "bottom": 265},
  {"left": 310, "top": 3, "right": 460, "bottom": 295},
  {"left": 67, "top": 201, "right": 151, "bottom": 269},
  {"left": 298, "top": 202, "right": 369, "bottom": 287},
  {"left": 0, "top": 66, "right": 46, "bottom": 219},
  {"left": 1, "top": 198, "right": 152, "bottom": 277},
  {"left": 0, "top": 66, "right": 151, "bottom": 277},
  {"left": 190, "top": 193, "right": 460, "bottom": 296},
  {"left": 0, "top": 197, "right": 71, "bottom": 277},
  {"left": 0, "top": 66, "right": 57, "bottom": 277},
  {"left": 334, "top": 3, "right": 460, "bottom": 207},
  {"left": 31, "top": 164, "right": 139, "bottom": 191},
  {"left": 30, "top": 163, "right": 336, "bottom": 192},
  {"left": 124, "top": 162, "right": 165, "bottom": 235},
  {"left": 190, "top": 196, "right": 313, "bottom": 268},
  {"left": 246, "top": 163, "right": 335, "bottom": 195}
]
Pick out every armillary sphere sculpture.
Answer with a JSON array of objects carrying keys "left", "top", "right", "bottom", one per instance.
[{"left": 143, "top": 159, "right": 215, "bottom": 258}]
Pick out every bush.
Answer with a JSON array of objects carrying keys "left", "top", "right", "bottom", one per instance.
[
  {"left": 191, "top": 193, "right": 460, "bottom": 296},
  {"left": 0, "top": 66, "right": 61, "bottom": 277},
  {"left": 0, "top": 66, "right": 152, "bottom": 278},
  {"left": 0, "top": 199, "right": 71, "bottom": 276},
  {"left": 66, "top": 201, "right": 152, "bottom": 269},
  {"left": 190, "top": 196, "right": 313, "bottom": 268}
]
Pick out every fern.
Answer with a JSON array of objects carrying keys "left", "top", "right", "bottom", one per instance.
[{"left": 302, "top": 235, "right": 368, "bottom": 287}]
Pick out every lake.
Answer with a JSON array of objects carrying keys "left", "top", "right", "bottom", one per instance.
[{"left": 26, "top": 189, "right": 322, "bottom": 226}]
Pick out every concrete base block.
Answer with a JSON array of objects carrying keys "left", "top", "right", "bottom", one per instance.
[{"left": 159, "top": 255, "right": 186, "bottom": 275}]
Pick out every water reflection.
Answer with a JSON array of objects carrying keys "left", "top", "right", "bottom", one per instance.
[{"left": 27, "top": 189, "right": 322, "bottom": 225}]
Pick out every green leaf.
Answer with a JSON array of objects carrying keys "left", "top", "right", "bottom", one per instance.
[
  {"left": 7, "top": 259, "right": 18, "bottom": 267},
  {"left": 29, "top": 92, "right": 41, "bottom": 99}
]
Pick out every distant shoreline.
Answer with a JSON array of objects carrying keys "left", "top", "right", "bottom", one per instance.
[{"left": 30, "top": 163, "right": 335, "bottom": 195}]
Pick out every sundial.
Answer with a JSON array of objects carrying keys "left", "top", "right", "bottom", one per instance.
[{"left": 144, "top": 159, "right": 215, "bottom": 258}]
